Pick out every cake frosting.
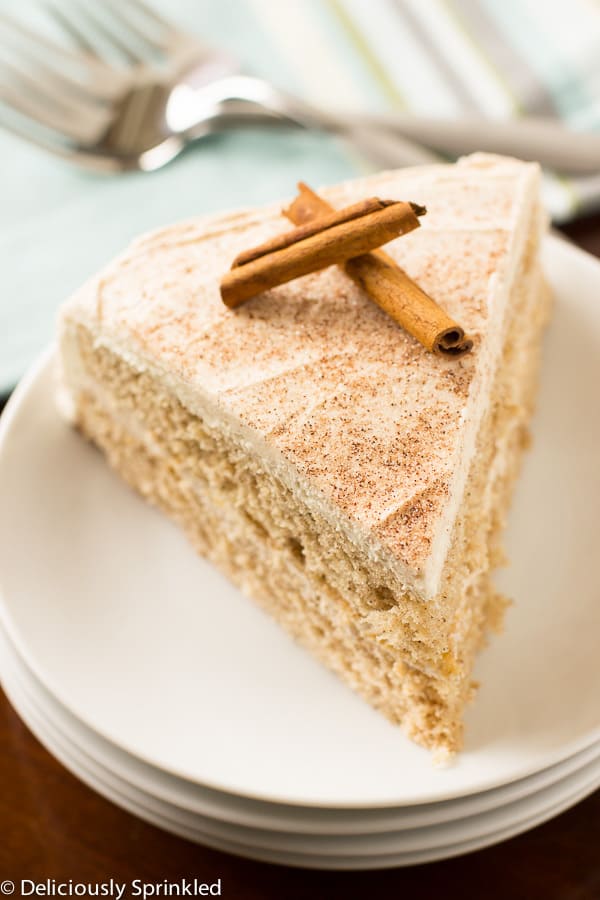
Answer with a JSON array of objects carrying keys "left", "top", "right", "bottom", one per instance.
[{"left": 59, "top": 154, "right": 542, "bottom": 599}]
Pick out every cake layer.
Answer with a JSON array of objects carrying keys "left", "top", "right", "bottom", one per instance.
[
  {"left": 58, "top": 154, "right": 543, "bottom": 600},
  {"left": 58, "top": 243, "right": 549, "bottom": 754}
]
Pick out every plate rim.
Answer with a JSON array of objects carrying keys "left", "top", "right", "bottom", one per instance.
[
  {"left": 4, "top": 664, "right": 600, "bottom": 870},
  {"left": 4, "top": 617, "right": 600, "bottom": 845}
]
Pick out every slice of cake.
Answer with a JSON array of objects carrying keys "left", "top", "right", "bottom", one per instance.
[{"left": 57, "top": 154, "right": 550, "bottom": 756}]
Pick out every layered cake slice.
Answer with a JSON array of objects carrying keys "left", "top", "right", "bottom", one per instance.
[{"left": 57, "top": 154, "right": 550, "bottom": 756}]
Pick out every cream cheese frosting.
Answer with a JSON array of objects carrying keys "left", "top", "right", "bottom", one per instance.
[{"left": 59, "top": 154, "right": 542, "bottom": 599}]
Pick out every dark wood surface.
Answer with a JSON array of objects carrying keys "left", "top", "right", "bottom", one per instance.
[{"left": 1, "top": 213, "right": 600, "bottom": 899}]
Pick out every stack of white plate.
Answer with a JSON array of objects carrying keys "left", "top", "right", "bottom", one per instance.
[{"left": 1, "top": 236, "right": 599, "bottom": 870}]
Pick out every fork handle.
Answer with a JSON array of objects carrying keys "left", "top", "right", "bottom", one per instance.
[
  {"left": 338, "top": 112, "right": 600, "bottom": 176},
  {"left": 290, "top": 98, "right": 600, "bottom": 176},
  {"left": 179, "top": 75, "right": 600, "bottom": 175}
]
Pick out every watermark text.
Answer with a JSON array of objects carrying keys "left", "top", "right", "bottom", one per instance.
[{"left": 0, "top": 881, "right": 222, "bottom": 899}]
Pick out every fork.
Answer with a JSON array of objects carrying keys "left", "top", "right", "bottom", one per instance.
[
  {"left": 1, "top": 0, "right": 599, "bottom": 175},
  {"left": 0, "top": 0, "right": 439, "bottom": 172}
]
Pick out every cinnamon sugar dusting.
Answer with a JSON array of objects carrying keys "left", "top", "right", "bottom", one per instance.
[{"left": 61, "top": 154, "right": 541, "bottom": 593}]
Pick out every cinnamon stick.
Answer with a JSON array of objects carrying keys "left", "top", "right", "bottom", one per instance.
[
  {"left": 284, "top": 182, "right": 472, "bottom": 357},
  {"left": 232, "top": 197, "right": 416, "bottom": 267},
  {"left": 220, "top": 198, "right": 424, "bottom": 309}
]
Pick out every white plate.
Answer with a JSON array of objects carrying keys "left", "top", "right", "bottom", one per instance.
[
  {"left": 4, "top": 623, "right": 600, "bottom": 859},
  {"left": 3, "top": 658, "right": 600, "bottom": 870},
  {"left": 3, "top": 618, "right": 600, "bottom": 839},
  {"left": 1, "top": 234, "right": 599, "bottom": 808}
]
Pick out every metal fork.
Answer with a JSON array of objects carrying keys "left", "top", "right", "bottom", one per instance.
[
  {"left": 0, "top": 0, "right": 439, "bottom": 172},
  {"left": 1, "top": 0, "right": 599, "bottom": 175}
]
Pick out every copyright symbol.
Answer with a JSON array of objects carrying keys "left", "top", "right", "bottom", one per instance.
[{"left": 0, "top": 882, "right": 14, "bottom": 895}]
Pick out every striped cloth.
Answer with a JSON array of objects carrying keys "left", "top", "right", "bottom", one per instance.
[
  {"left": 1, "top": 0, "right": 599, "bottom": 391},
  {"left": 248, "top": 0, "right": 600, "bottom": 222}
]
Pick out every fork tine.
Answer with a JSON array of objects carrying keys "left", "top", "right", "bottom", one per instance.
[
  {"left": 0, "top": 107, "right": 125, "bottom": 171},
  {"left": 119, "top": 0, "right": 183, "bottom": 37},
  {"left": 100, "top": 0, "right": 170, "bottom": 52},
  {"left": 0, "top": 10, "right": 125, "bottom": 95},
  {"left": 0, "top": 43, "right": 110, "bottom": 144},
  {"left": 42, "top": 0, "right": 111, "bottom": 60},
  {"left": 46, "top": 0, "right": 148, "bottom": 65},
  {"left": 0, "top": 11, "right": 98, "bottom": 70},
  {"left": 0, "top": 80, "right": 94, "bottom": 143},
  {"left": 0, "top": 31, "right": 116, "bottom": 105},
  {"left": 0, "top": 51, "right": 112, "bottom": 125},
  {"left": 9, "top": 53, "right": 115, "bottom": 105}
]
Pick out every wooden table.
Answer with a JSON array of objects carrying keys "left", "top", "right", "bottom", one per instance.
[{"left": 1, "top": 214, "right": 599, "bottom": 899}]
